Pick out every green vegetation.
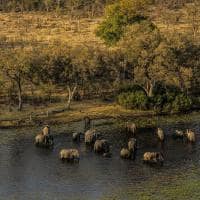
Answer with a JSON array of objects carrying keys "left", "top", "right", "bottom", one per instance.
[
  {"left": 0, "top": 0, "right": 199, "bottom": 126},
  {"left": 117, "top": 89, "right": 193, "bottom": 113},
  {"left": 102, "top": 172, "right": 200, "bottom": 200},
  {"left": 96, "top": 0, "right": 152, "bottom": 45},
  {"left": 117, "top": 91, "right": 148, "bottom": 110}
]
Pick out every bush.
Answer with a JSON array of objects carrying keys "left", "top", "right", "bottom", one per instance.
[
  {"left": 117, "top": 90, "right": 193, "bottom": 114},
  {"left": 117, "top": 82, "right": 194, "bottom": 114},
  {"left": 192, "top": 97, "right": 200, "bottom": 109},
  {"left": 152, "top": 82, "right": 166, "bottom": 96},
  {"left": 171, "top": 94, "right": 193, "bottom": 113},
  {"left": 166, "top": 85, "right": 182, "bottom": 96},
  {"left": 117, "top": 91, "right": 148, "bottom": 110},
  {"left": 118, "top": 83, "right": 145, "bottom": 94},
  {"left": 149, "top": 94, "right": 167, "bottom": 111}
]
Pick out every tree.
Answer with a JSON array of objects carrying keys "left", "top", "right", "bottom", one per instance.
[
  {"left": 35, "top": 47, "right": 80, "bottom": 109},
  {"left": 96, "top": 0, "right": 152, "bottom": 45},
  {"left": 117, "top": 21, "right": 163, "bottom": 97},
  {"left": 0, "top": 48, "right": 32, "bottom": 111},
  {"left": 70, "top": 45, "right": 118, "bottom": 99},
  {"left": 154, "top": 34, "right": 197, "bottom": 94},
  {"left": 186, "top": 1, "right": 200, "bottom": 41}
]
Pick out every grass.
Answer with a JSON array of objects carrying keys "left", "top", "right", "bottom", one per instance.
[
  {"left": 101, "top": 168, "right": 200, "bottom": 200},
  {"left": 0, "top": 8, "right": 199, "bottom": 50},
  {"left": 0, "top": 12, "right": 103, "bottom": 48},
  {"left": 0, "top": 100, "right": 155, "bottom": 128},
  {"left": 0, "top": 98, "right": 199, "bottom": 129},
  {"left": 103, "top": 179, "right": 200, "bottom": 200}
]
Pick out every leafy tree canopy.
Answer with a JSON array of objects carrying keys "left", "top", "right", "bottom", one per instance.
[{"left": 96, "top": 0, "right": 153, "bottom": 45}]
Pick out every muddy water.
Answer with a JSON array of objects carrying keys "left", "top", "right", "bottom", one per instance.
[{"left": 0, "top": 115, "right": 199, "bottom": 200}]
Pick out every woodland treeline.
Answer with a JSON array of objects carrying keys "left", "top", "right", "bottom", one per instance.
[
  {"left": 0, "top": 0, "right": 196, "bottom": 14},
  {"left": 0, "top": 0, "right": 112, "bottom": 17},
  {"left": 0, "top": 0, "right": 199, "bottom": 113}
]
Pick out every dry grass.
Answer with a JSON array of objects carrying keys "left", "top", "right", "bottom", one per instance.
[
  {"left": 0, "top": 10, "right": 198, "bottom": 50},
  {"left": 0, "top": 100, "right": 154, "bottom": 128},
  {"left": 50, "top": 100, "right": 153, "bottom": 123},
  {"left": 0, "top": 12, "right": 103, "bottom": 48}
]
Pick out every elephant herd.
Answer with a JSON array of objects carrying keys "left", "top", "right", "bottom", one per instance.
[{"left": 34, "top": 120, "right": 197, "bottom": 166}]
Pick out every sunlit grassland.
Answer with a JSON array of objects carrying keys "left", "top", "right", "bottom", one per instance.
[
  {"left": 0, "top": 10, "right": 197, "bottom": 50},
  {"left": 0, "top": 12, "right": 103, "bottom": 48}
]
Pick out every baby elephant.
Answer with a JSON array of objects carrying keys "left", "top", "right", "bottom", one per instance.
[
  {"left": 72, "top": 132, "right": 82, "bottom": 142},
  {"left": 85, "top": 129, "right": 100, "bottom": 145},
  {"left": 59, "top": 149, "right": 80, "bottom": 162},
  {"left": 157, "top": 128, "right": 165, "bottom": 142},
  {"left": 94, "top": 139, "right": 110, "bottom": 154},
  {"left": 120, "top": 148, "right": 131, "bottom": 159},
  {"left": 143, "top": 152, "right": 164, "bottom": 165},
  {"left": 185, "top": 129, "right": 196, "bottom": 143}
]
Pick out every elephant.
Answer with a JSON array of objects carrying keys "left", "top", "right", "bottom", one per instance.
[
  {"left": 59, "top": 149, "right": 80, "bottom": 162},
  {"left": 84, "top": 116, "right": 91, "bottom": 131},
  {"left": 120, "top": 148, "right": 131, "bottom": 159},
  {"left": 35, "top": 133, "right": 54, "bottom": 148},
  {"left": 185, "top": 129, "right": 196, "bottom": 143},
  {"left": 173, "top": 130, "right": 184, "bottom": 139},
  {"left": 126, "top": 122, "right": 137, "bottom": 135},
  {"left": 42, "top": 125, "right": 50, "bottom": 136},
  {"left": 157, "top": 128, "right": 165, "bottom": 142},
  {"left": 94, "top": 139, "right": 110, "bottom": 154},
  {"left": 128, "top": 138, "right": 137, "bottom": 152},
  {"left": 72, "top": 132, "right": 81, "bottom": 142},
  {"left": 143, "top": 152, "right": 164, "bottom": 165},
  {"left": 84, "top": 129, "right": 100, "bottom": 145},
  {"left": 35, "top": 133, "right": 45, "bottom": 145},
  {"left": 127, "top": 138, "right": 137, "bottom": 159}
]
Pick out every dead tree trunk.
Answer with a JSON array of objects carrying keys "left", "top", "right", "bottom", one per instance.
[
  {"left": 144, "top": 80, "right": 155, "bottom": 97},
  {"left": 66, "top": 85, "right": 77, "bottom": 109},
  {"left": 16, "top": 75, "right": 23, "bottom": 111}
]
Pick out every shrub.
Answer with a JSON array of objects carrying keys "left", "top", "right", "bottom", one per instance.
[
  {"left": 171, "top": 94, "right": 193, "bottom": 113},
  {"left": 117, "top": 87, "right": 193, "bottom": 114},
  {"left": 192, "top": 97, "right": 200, "bottom": 109},
  {"left": 118, "top": 83, "right": 145, "bottom": 94},
  {"left": 149, "top": 94, "right": 167, "bottom": 111},
  {"left": 166, "top": 85, "right": 182, "bottom": 95},
  {"left": 152, "top": 82, "right": 166, "bottom": 96},
  {"left": 117, "top": 91, "right": 148, "bottom": 110}
]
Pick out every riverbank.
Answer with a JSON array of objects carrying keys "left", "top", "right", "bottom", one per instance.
[
  {"left": 0, "top": 100, "right": 155, "bottom": 128},
  {"left": 0, "top": 100, "right": 199, "bottom": 129}
]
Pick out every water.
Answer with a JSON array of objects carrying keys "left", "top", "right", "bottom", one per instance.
[{"left": 0, "top": 115, "right": 199, "bottom": 200}]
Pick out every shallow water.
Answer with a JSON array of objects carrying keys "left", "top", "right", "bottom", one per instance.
[{"left": 0, "top": 115, "right": 199, "bottom": 200}]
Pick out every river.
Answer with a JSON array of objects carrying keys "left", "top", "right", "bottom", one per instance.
[{"left": 0, "top": 114, "right": 199, "bottom": 200}]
